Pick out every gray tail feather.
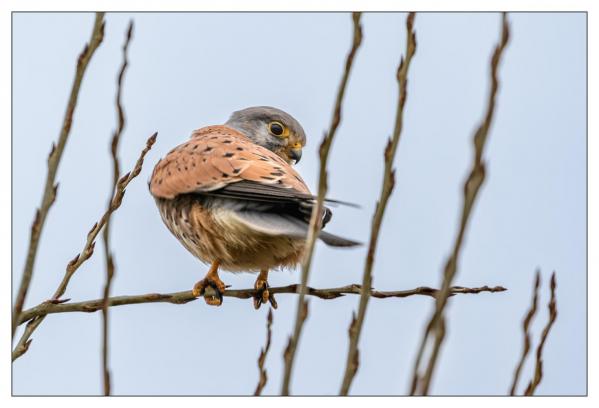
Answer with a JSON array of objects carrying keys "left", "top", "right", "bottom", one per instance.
[
  {"left": 318, "top": 231, "right": 362, "bottom": 247},
  {"left": 232, "top": 211, "right": 361, "bottom": 247}
]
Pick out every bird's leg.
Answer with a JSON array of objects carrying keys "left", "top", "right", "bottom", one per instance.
[
  {"left": 253, "top": 269, "right": 277, "bottom": 310},
  {"left": 192, "top": 260, "right": 226, "bottom": 306}
]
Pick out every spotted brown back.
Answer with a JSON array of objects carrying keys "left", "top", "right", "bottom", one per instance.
[{"left": 150, "top": 125, "right": 310, "bottom": 200}]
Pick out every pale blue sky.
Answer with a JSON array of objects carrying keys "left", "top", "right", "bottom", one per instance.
[{"left": 12, "top": 12, "right": 586, "bottom": 395}]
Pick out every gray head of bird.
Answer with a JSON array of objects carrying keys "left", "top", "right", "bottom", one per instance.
[{"left": 225, "top": 106, "right": 306, "bottom": 165}]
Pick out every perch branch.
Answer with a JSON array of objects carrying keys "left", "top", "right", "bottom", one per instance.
[
  {"left": 12, "top": 12, "right": 106, "bottom": 339},
  {"left": 101, "top": 20, "right": 134, "bottom": 396},
  {"left": 17, "top": 284, "right": 506, "bottom": 326},
  {"left": 12, "top": 133, "right": 157, "bottom": 362},
  {"left": 409, "top": 13, "right": 510, "bottom": 395},
  {"left": 340, "top": 11, "right": 416, "bottom": 396},
  {"left": 524, "top": 272, "right": 558, "bottom": 396},
  {"left": 281, "top": 12, "right": 363, "bottom": 396},
  {"left": 254, "top": 309, "right": 273, "bottom": 396},
  {"left": 509, "top": 271, "right": 540, "bottom": 395}
]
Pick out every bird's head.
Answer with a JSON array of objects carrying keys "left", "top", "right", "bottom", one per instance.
[{"left": 225, "top": 106, "right": 306, "bottom": 165}]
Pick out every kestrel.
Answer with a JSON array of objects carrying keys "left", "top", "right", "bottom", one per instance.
[{"left": 149, "top": 106, "right": 359, "bottom": 309}]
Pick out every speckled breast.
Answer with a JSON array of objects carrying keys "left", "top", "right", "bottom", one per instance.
[{"left": 155, "top": 195, "right": 305, "bottom": 273}]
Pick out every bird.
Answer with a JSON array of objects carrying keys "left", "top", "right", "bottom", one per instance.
[{"left": 149, "top": 106, "right": 359, "bottom": 309}]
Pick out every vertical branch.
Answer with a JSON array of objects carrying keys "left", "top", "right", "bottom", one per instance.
[
  {"left": 339, "top": 12, "right": 417, "bottom": 396},
  {"left": 280, "top": 12, "right": 363, "bottom": 396},
  {"left": 254, "top": 309, "right": 273, "bottom": 396},
  {"left": 101, "top": 20, "right": 134, "bottom": 396},
  {"left": 12, "top": 12, "right": 106, "bottom": 338},
  {"left": 524, "top": 272, "right": 558, "bottom": 396},
  {"left": 509, "top": 271, "right": 541, "bottom": 395},
  {"left": 409, "top": 13, "right": 510, "bottom": 395}
]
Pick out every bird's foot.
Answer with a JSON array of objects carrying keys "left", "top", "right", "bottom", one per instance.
[
  {"left": 253, "top": 278, "right": 277, "bottom": 310},
  {"left": 192, "top": 276, "right": 226, "bottom": 306}
]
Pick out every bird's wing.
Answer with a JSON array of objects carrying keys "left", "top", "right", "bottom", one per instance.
[
  {"left": 149, "top": 125, "right": 310, "bottom": 199},
  {"left": 150, "top": 125, "right": 359, "bottom": 247}
]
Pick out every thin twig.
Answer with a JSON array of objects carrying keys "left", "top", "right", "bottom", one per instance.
[
  {"left": 340, "top": 12, "right": 417, "bottom": 396},
  {"left": 281, "top": 12, "right": 363, "bottom": 396},
  {"left": 254, "top": 309, "right": 273, "bottom": 396},
  {"left": 12, "top": 12, "right": 106, "bottom": 339},
  {"left": 12, "top": 133, "right": 157, "bottom": 362},
  {"left": 17, "top": 284, "right": 506, "bottom": 326},
  {"left": 12, "top": 317, "right": 44, "bottom": 362},
  {"left": 101, "top": 20, "right": 134, "bottom": 396},
  {"left": 509, "top": 271, "right": 541, "bottom": 395},
  {"left": 409, "top": 13, "right": 510, "bottom": 395},
  {"left": 524, "top": 272, "right": 558, "bottom": 396}
]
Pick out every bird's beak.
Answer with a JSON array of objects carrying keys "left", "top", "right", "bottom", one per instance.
[{"left": 288, "top": 147, "right": 302, "bottom": 164}]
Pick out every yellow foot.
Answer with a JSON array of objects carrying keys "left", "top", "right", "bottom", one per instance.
[
  {"left": 253, "top": 278, "right": 278, "bottom": 310},
  {"left": 192, "top": 277, "right": 226, "bottom": 306}
]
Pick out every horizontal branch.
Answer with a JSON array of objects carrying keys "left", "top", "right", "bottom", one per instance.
[{"left": 18, "top": 284, "right": 506, "bottom": 325}]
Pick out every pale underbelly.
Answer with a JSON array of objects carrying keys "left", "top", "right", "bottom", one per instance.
[{"left": 156, "top": 197, "right": 305, "bottom": 272}]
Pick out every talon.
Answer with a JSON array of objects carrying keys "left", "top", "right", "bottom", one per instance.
[
  {"left": 253, "top": 276, "right": 276, "bottom": 310},
  {"left": 253, "top": 296, "right": 262, "bottom": 310},
  {"left": 261, "top": 288, "right": 269, "bottom": 303},
  {"left": 192, "top": 273, "right": 226, "bottom": 307},
  {"left": 192, "top": 280, "right": 204, "bottom": 298},
  {"left": 269, "top": 293, "right": 278, "bottom": 309}
]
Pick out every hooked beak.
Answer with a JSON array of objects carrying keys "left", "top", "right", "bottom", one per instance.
[{"left": 288, "top": 147, "right": 302, "bottom": 164}]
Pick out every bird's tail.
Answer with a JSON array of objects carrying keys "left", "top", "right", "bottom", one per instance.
[{"left": 318, "top": 231, "right": 362, "bottom": 247}]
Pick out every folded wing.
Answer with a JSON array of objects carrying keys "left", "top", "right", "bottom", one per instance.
[{"left": 150, "top": 126, "right": 360, "bottom": 247}]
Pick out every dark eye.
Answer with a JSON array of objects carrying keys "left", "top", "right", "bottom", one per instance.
[{"left": 269, "top": 122, "right": 284, "bottom": 136}]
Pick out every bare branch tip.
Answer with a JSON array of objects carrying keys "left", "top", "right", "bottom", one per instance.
[
  {"left": 148, "top": 132, "right": 158, "bottom": 145},
  {"left": 126, "top": 20, "right": 135, "bottom": 38},
  {"left": 407, "top": 12, "right": 416, "bottom": 28}
]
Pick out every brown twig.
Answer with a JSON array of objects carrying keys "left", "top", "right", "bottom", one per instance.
[
  {"left": 17, "top": 284, "right": 506, "bottom": 326},
  {"left": 281, "top": 12, "right": 363, "bottom": 396},
  {"left": 12, "top": 12, "right": 106, "bottom": 339},
  {"left": 339, "top": 12, "right": 416, "bottom": 396},
  {"left": 524, "top": 272, "right": 558, "bottom": 396},
  {"left": 254, "top": 309, "right": 273, "bottom": 396},
  {"left": 11, "top": 317, "right": 44, "bottom": 362},
  {"left": 509, "top": 271, "right": 541, "bottom": 395},
  {"left": 409, "top": 13, "right": 510, "bottom": 395},
  {"left": 12, "top": 133, "right": 157, "bottom": 362},
  {"left": 101, "top": 20, "right": 134, "bottom": 396}
]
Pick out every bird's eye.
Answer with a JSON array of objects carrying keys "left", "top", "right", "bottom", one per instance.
[{"left": 268, "top": 121, "right": 285, "bottom": 137}]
